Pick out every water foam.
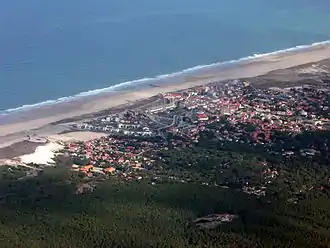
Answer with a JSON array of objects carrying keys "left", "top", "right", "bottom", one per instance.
[{"left": 1, "top": 39, "right": 330, "bottom": 116}]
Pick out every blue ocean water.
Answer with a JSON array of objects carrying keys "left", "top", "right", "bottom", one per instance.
[{"left": 1, "top": 0, "right": 330, "bottom": 111}]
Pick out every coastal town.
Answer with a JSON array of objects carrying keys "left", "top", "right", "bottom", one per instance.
[
  {"left": 3, "top": 2, "right": 330, "bottom": 246},
  {"left": 0, "top": 59, "right": 330, "bottom": 248},
  {"left": 66, "top": 79, "right": 330, "bottom": 146},
  {"left": 2, "top": 73, "right": 329, "bottom": 198}
]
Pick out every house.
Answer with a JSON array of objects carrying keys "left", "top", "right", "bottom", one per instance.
[
  {"left": 196, "top": 113, "right": 209, "bottom": 121},
  {"left": 104, "top": 167, "right": 116, "bottom": 173},
  {"left": 80, "top": 165, "right": 94, "bottom": 172}
]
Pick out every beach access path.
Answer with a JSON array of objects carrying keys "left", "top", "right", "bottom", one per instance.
[{"left": 1, "top": 43, "right": 330, "bottom": 147}]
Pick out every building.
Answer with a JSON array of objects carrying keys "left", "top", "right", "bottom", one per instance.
[
  {"left": 104, "top": 167, "right": 116, "bottom": 173},
  {"left": 196, "top": 113, "right": 209, "bottom": 121}
]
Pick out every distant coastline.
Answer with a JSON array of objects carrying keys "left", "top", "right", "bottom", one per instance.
[
  {"left": 1, "top": 39, "right": 330, "bottom": 116},
  {"left": 1, "top": 40, "right": 330, "bottom": 149}
]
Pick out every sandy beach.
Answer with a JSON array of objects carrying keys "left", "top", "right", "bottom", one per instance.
[{"left": 1, "top": 43, "right": 330, "bottom": 149}]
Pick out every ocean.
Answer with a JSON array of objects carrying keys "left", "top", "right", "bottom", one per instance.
[{"left": 1, "top": 0, "right": 330, "bottom": 113}]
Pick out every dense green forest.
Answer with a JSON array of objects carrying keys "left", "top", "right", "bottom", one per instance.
[
  {"left": 1, "top": 164, "right": 330, "bottom": 248},
  {"left": 1, "top": 126, "right": 330, "bottom": 247}
]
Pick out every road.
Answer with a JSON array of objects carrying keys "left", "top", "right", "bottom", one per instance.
[{"left": 157, "top": 115, "right": 178, "bottom": 142}]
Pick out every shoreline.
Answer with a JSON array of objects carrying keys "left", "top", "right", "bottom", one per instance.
[
  {"left": 1, "top": 39, "right": 330, "bottom": 116},
  {"left": 1, "top": 41, "right": 330, "bottom": 149}
]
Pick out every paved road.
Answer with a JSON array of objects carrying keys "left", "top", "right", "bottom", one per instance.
[{"left": 157, "top": 115, "right": 178, "bottom": 142}]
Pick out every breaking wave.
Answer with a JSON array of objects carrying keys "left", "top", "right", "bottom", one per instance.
[{"left": 1, "top": 39, "right": 330, "bottom": 116}]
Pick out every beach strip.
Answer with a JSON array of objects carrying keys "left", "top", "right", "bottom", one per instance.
[{"left": 1, "top": 42, "right": 330, "bottom": 140}]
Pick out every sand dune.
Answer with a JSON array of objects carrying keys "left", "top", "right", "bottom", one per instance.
[{"left": 19, "top": 142, "right": 64, "bottom": 165}]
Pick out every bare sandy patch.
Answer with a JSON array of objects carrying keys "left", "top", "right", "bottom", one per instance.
[
  {"left": 49, "top": 131, "right": 108, "bottom": 143},
  {"left": 19, "top": 142, "right": 64, "bottom": 165}
]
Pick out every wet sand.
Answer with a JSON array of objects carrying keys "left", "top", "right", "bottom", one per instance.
[{"left": 1, "top": 43, "right": 330, "bottom": 149}]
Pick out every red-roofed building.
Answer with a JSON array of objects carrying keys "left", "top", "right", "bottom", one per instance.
[{"left": 196, "top": 113, "right": 209, "bottom": 121}]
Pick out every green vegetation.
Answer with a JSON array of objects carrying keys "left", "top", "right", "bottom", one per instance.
[
  {"left": 0, "top": 127, "right": 330, "bottom": 247},
  {"left": 0, "top": 164, "right": 330, "bottom": 248},
  {"left": 159, "top": 147, "right": 265, "bottom": 188}
]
